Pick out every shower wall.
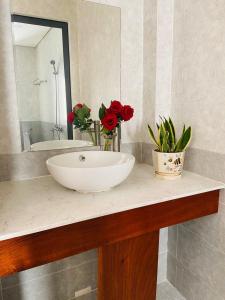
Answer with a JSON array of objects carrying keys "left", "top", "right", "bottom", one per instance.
[
  {"left": 14, "top": 45, "right": 41, "bottom": 148},
  {"left": 36, "top": 27, "right": 67, "bottom": 140}
]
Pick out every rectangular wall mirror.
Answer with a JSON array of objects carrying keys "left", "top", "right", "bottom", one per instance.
[
  {"left": 11, "top": 15, "right": 73, "bottom": 151},
  {"left": 10, "top": 0, "right": 121, "bottom": 152}
]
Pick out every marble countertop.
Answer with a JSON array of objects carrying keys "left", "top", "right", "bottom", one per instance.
[{"left": 0, "top": 164, "right": 224, "bottom": 241}]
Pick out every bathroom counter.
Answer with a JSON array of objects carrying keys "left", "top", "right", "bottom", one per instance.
[
  {"left": 0, "top": 164, "right": 224, "bottom": 300},
  {"left": 0, "top": 164, "right": 223, "bottom": 241}
]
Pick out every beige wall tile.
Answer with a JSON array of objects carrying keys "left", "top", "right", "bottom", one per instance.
[
  {"left": 175, "top": 261, "right": 223, "bottom": 300},
  {"left": 168, "top": 226, "right": 177, "bottom": 256},
  {"left": 0, "top": 0, "right": 21, "bottom": 154},
  {"left": 157, "top": 252, "right": 167, "bottom": 284},
  {"left": 171, "top": 0, "right": 225, "bottom": 154},
  {"left": 2, "top": 260, "right": 97, "bottom": 300},
  {"left": 2, "top": 250, "right": 97, "bottom": 289},
  {"left": 177, "top": 225, "right": 225, "bottom": 297},
  {"left": 167, "top": 252, "right": 177, "bottom": 287}
]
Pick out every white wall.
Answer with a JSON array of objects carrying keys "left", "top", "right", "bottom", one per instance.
[
  {"left": 37, "top": 28, "right": 67, "bottom": 126},
  {"left": 143, "top": 0, "right": 157, "bottom": 142},
  {"left": 143, "top": 0, "right": 174, "bottom": 143},
  {"left": 167, "top": 1, "right": 225, "bottom": 299},
  {"left": 0, "top": 0, "right": 21, "bottom": 154},
  {"left": 171, "top": 0, "right": 225, "bottom": 154}
]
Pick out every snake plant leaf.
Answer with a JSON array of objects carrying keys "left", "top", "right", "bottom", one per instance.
[
  {"left": 148, "top": 124, "right": 159, "bottom": 147},
  {"left": 163, "top": 117, "right": 175, "bottom": 151},
  {"left": 169, "top": 117, "right": 176, "bottom": 142},
  {"left": 180, "top": 126, "right": 192, "bottom": 151},
  {"left": 147, "top": 117, "right": 192, "bottom": 153},
  {"left": 175, "top": 126, "right": 192, "bottom": 152},
  {"left": 162, "top": 131, "right": 169, "bottom": 152},
  {"left": 175, "top": 125, "right": 185, "bottom": 152},
  {"left": 159, "top": 124, "right": 165, "bottom": 151}
]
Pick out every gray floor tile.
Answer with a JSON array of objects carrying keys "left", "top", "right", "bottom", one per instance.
[{"left": 157, "top": 281, "right": 185, "bottom": 300}]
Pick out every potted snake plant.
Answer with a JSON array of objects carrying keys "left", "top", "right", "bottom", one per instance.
[{"left": 148, "top": 117, "right": 192, "bottom": 179}]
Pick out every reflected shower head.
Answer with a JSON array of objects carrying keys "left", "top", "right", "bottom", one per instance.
[{"left": 50, "top": 60, "right": 58, "bottom": 75}]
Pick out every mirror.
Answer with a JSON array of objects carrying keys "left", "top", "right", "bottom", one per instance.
[
  {"left": 10, "top": 0, "right": 121, "bottom": 152},
  {"left": 11, "top": 15, "right": 73, "bottom": 151}
]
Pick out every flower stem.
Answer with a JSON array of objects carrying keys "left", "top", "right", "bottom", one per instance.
[{"left": 87, "top": 130, "right": 96, "bottom": 146}]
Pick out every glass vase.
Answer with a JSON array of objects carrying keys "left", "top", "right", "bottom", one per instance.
[
  {"left": 103, "top": 132, "right": 117, "bottom": 151},
  {"left": 75, "top": 128, "right": 96, "bottom": 146}
]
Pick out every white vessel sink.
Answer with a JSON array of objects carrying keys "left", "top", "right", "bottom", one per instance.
[
  {"left": 31, "top": 140, "right": 93, "bottom": 151},
  {"left": 46, "top": 151, "right": 135, "bottom": 193}
]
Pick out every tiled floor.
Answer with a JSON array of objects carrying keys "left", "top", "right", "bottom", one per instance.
[
  {"left": 157, "top": 281, "right": 185, "bottom": 300},
  {"left": 77, "top": 281, "right": 185, "bottom": 299}
]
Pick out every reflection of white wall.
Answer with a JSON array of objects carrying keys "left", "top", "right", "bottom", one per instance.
[
  {"left": 14, "top": 45, "right": 40, "bottom": 121},
  {"left": 36, "top": 28, "right": 67, "bottom": 126},
  {"left": 76, "top": 0, "right": 121, "bottom": 119},
  {"left": 75, "top": 0, "right": 144, "bottom": 143}
]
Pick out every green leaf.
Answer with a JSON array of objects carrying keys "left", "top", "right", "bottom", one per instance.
[
  {"left": 148, "top": 116, "right": 191, "bottom": 153},
  {"left": 158, "top": 124, "right": 164, "bottom": 151},
  {"left": 163, "top": 117, "right": 175, "bottom": 152},
  {"left": 147, "top": 124, "right": 159, "bottom": 147},
  {"left": 162, "top": 131, "right": 169, "bottom": 152},
  {"left": 180, "top": 126, "right": 192, "bottom": 151},
  {"left": 82, "top": 104, "right": 91, "bottom": 118},
  {"left": 76, "top": 108, "right": 86, "bottom": 121},
  {"left": 175, "top": 125, "right": 185, "bottom": 152},
  {"left": 99, "top": 103, "right": 106, "bottom": 120},
  {"left": 175, "top": 126, "right": 192, "bottom": 152},
  {"left": 169, "top": 117, "right": 176, "bottom": 142}
]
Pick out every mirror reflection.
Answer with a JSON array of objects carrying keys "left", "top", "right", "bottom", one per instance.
[
  {"left": 11, "top": 0, "right": 121, "bottom": 152},
  {"left": 12, "top": 16, "right": 73, "bottom": 151}
]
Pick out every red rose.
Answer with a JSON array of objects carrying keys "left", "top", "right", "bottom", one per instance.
[
  {"left": 101, "top": 113, "right": 118, "bottom": 131},
  {"left": 67, "top": 112, "right": 75, "bottom": 123},
  {"left": 121, "top": 105, "right": 134, "bottom": 121},
  {"left": 108, "top": 100, "right": 123, "bottom": 115},
  {"left": 73, "top": 103, "right": 83, "bottom": 112}
]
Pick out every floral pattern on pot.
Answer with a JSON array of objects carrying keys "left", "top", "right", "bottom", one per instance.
[{"left": 152, "top": 150, "right": 185, "bottom": 179}]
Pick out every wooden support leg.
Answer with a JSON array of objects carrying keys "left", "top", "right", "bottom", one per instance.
[{"left": 98, "top": 231, "right": 159, "bottom": 300}]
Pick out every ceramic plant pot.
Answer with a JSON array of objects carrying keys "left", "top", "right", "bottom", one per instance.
[{"left": 152, "top": 150, "right": 185, "bottom": 179}]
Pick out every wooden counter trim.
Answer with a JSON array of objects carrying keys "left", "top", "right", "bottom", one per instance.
[{"left": 0, "top": 190, "right": 219, "bottom": 277}]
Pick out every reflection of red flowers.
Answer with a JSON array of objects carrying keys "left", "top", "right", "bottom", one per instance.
[
  {"left": 121, "top": 105, "right": 134, "bottom": 121},
  {"left": 73, "top": 103, "right": 83, "bottom": 112},
  {"left": 68, "top": 112, "right": 75, "bottom": 123},
  {"left": 108, "top": 100, "right": 123, "bottom": 115},
  {"left": 101, "top": 113, "right": 118, "bottom": 131}
]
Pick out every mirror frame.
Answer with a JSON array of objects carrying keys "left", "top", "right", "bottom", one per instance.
[{"left": 11, "top": 14, "right": 73, "bottom": 140}]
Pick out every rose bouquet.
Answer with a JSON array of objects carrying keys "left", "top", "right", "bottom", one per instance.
[
  {"left": 99, "top": 100, "right": 134, "bottom": 150},
  {"left": 68, "top": 103, "right": 96, "bottom": 145}
]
